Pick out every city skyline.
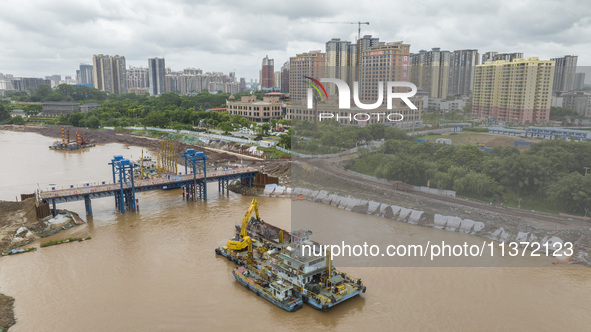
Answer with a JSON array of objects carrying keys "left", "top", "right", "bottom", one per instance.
[{"left": 1, "top": 0, "right": 590, "bottom": 81}]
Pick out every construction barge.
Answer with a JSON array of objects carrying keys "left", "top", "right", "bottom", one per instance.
[
  {"left": 215, "top": 199, "right": 366, "bottom": 311},
  {"left": 49, "top": 127, "right": 95, "bottom": 150},
  {"left": 233, "top": 266, "right": 303, "bottom": 312}
]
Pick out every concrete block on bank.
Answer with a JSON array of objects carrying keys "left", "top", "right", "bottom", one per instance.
[
  {"left": 459, "top": 219, "right": 475, "bottom": 233},
  {"left": 398, "top": 208, "right": 412, "bottom": 221},
  {"left": 515, "top": 232, "right": 529, "bottom": 242},
  {"left": 408, "top": 210, "right": 423, "bottom": 224},
  {"left": 315, "top": 190, "right": 328, "bottom": 202},
  {"left": 434, "top": 214, "right": 447, "bottom": 229},
  {"left": 263, "top": 184, "right": 277, "bottom": 195},
  {"left": 367, "top": 201, "right": 381, "bottom": 215},
  {"left": 472, "top": 221, "right": 485, "bottom": 233},
  {"left": 390, "top": 205, "right": 401, "bottom": 218},
  {"left": 491, "top": 228, "right": 510, "bottom": 242},
  {"left": 444, "top": 216, "right": 462, "bottom": 231},
  {"left": 545, "top": 236, "right": 564, "bottom": 252}
]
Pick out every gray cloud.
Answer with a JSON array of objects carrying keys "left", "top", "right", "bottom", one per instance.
[{"left": 1, "top": 0, "right": 590, "bottom": 81}]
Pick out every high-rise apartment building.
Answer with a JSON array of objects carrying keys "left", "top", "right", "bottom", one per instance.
[
  {"left": 325, "top": 38, "right": 357, "bottom": 96},
  {"left": 562, "top": 91, "right": 591, "bottom": 118},
  {"left": 575, "top": 73, "right": 586, "bottom": 91},
  {"left": 280, "top": 62, "right": 289, "bottom": 93},
  {"left": 45, "top": 75, "right": 62, "bottom": 87},
  {"left": 409, "top": 48, "right": 451, "bottom": 99},
  {"left": 449, "top": 49, "right": 479, "bottom": 97},
  {"left": 552, "top": 55, "right": 578, "bottom": 93},
  {"left": 482, "top": 52, "right": 523, "bottom": 64},
  {"left": 111, "top": 55, "right": 127, "bottom": 95},
  {"left": 92, "top": 54, "right": 112, "bottom": 92},
  {"left": 288, "top": 50, "right": 326, "bottom": 103},
  {"left": 261, "top": 55, "right": 274, "bottom": 91},
  {"left": 92, "top": 54, "right": 127, "bottom": 94},
  {"left": 10, "top": 77, "right": 51, "bottom": 92},
  {"left": 148, "top": 57, "right": 166, "bottom": 96},
  {"left": 127, "top": 66, "right": 149, "bottom": 90},
  {"left": 274, "top": 71, "right": 281, "bottom": 89},
  {"left": 472, "top": 57, "right": 555, "bottom": 124},
  {"left": 359, "top": 42, "right": 410, "bottom": 102},
  {"left": 78, "top": 64, "right": 93, "bottom": 85}
]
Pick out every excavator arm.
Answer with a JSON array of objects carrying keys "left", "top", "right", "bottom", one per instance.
[{"left": 227, "top": 199, "right": 259, "bottom": 251}]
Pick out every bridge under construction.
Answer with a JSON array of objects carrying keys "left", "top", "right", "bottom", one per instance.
[{"left": 37, "top": 148, "right": 259, "bottom": 216}]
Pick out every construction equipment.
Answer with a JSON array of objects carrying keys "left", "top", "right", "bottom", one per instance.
[
  {"left": 157, "top": 139, "right": 178, "bottom": 175},
  {"left": 227, "top": 198, "right": 260, "bottom": 251}
]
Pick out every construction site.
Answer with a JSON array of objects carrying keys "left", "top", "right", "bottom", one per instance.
[{"left": 49, "top": 127, "right": 95, "bottom": 150}]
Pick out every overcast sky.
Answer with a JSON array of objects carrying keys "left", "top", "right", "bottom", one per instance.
[{"left": 1, "top": 0, "right": 590, "bottom": 81}]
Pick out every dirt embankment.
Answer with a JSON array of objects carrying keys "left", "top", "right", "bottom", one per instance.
[
  {"left": 0, "top": 293, "right": 15, "bottom": 332},
  {"left": 0, "top": 199, "right": 37, "bottom": 332},
  {"left": 2, "top": 125, "right": 249, "bottom": 163}
]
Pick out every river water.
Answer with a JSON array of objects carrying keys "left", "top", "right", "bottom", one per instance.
[{"left": 0, "top": 130, "right": 590, "bottom": 331}]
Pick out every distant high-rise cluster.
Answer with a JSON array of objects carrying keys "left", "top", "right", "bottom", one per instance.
[{"left": 0, "top": 33, "right": 587, "bottom": 125}]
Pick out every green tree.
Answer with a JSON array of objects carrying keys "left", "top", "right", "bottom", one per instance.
[
  {"left": 11, "top": 116, "right": 25, "bottom": 125},
  {"left": 31, "top": 84, "right": 52, "bottom": 102},
  {"left": 85, "top": 115, "right": 101, "bottom": 129},
  {"left": 0, "top": 104, "right": 9, "bottom": 121},
  {"left": 67, "top": 112, "right": 85, "bottom": 127},
  {"left": 143, "top": 111, "right": 169, "bottom": 127},
  {"left": 547, "top": 172, "right": 591, "bottom": 213}
]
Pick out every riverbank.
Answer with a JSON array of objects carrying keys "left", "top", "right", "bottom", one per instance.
[
  {"left": 0, "top": 125, "right": 261, "bottom": 164},
  {"left": 0, "top": 198, "right": 82, "bottom": 331}
]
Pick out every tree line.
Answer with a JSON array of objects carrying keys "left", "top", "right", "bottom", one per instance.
[
  {"left": 348, "top": 138, "right": 591, "bottom": 214},
  {"left": 292, "top": 120, "right": 409, "bottom": 154}
]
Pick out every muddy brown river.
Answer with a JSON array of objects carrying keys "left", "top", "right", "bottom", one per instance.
[{"left": 0, "top": 130, "right": 590, "bottom": 331}]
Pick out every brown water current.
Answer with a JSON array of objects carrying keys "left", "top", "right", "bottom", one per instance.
[{"left": 0, "top": 130, "right": 590, "bottom": 331}]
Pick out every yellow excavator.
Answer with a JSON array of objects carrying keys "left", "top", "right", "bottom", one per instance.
[
  {"left": 226, "top": 198, "right": 260, "bottom": 265},
  {"left": 227, "top": 198, "right": 260, "bottom": 250}
]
